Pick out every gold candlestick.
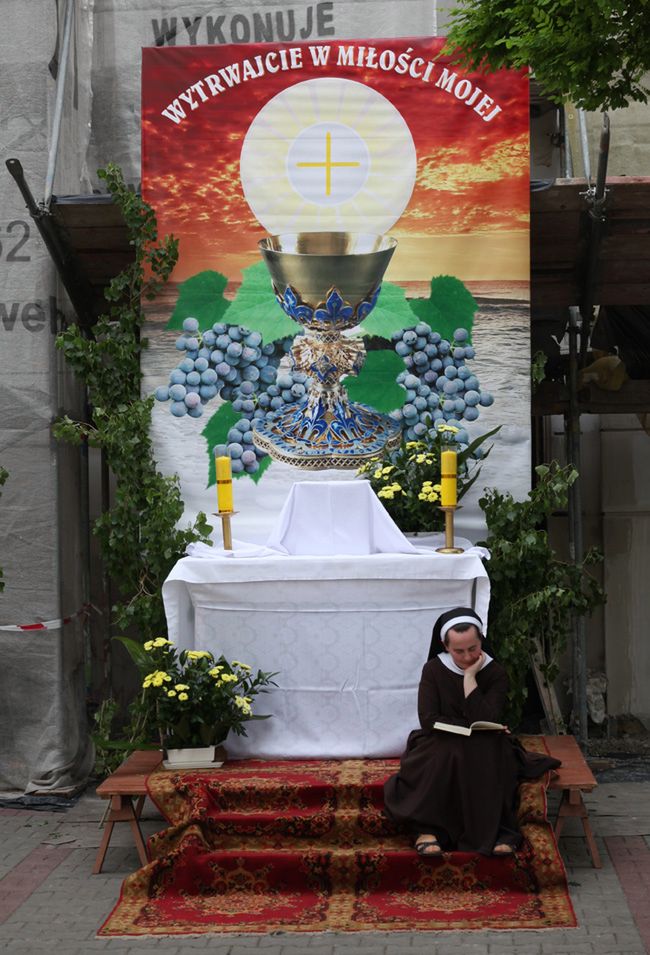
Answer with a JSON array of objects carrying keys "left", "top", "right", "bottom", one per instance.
[
  {"left": 436, "top": 505, "right": 465, "bottom": 554},
  {"left": 213, "top": 511, "right": 237, "bottom": 551}
]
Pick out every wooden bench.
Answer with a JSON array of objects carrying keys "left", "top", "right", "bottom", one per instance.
[
  {"left": 544, "top": 733, "right": 601, "bottom": 868},
  {"left": 92, "top": 735, "right": 600, "bottom": 873},
  {"left": 93, "top": 749, "right": 162, "bottom": 874}
]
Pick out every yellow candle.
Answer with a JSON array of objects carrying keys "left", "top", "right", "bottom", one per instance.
[
  {"left": 215, "top": 456, "right": 234, "bottom": 513},
  {"left": 440, "top": 449, "right": 457, "bottom": 507}
]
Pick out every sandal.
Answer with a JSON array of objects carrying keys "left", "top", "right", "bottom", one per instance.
[{"left": 415, "top": 835, "right": 443, "bottom": 856}]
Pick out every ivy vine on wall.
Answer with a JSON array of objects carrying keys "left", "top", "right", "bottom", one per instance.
[{"left": 54, "top": 164, "right": 211, "bottom": 640}]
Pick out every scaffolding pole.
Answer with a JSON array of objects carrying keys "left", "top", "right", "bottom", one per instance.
[{"left": 567, "top": 306, "right": 588, "bottom": 745}]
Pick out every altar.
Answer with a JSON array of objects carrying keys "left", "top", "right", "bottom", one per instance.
[{"left": 163, "top": 542, "right": 489, "bottom": 760}]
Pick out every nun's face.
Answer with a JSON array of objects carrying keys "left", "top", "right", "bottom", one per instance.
[{"left": 445, "top": 626, "right": 482, "bottom": 669}]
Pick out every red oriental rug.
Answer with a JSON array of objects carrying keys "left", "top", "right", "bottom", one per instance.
[{"left": 99, "top": 739, "right": 576, "bottom": 936}]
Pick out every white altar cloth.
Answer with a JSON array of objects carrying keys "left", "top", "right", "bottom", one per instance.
[{"left": 162, "top": 543, "right": 490, "bottom": 759}]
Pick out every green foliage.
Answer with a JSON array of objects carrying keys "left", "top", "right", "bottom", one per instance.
[
  {"left": 408, "top": 275, "right": 477, "bottom": 341},
  {"left": 344, "top": 350, "right": 406, "bottom": 412},
  {"left": 358, "top": 282, "right": 419, "bottom": 339},
  {"left": 478, "top": 462, "right": 606, "bottom": 727},
  {"left": 531, "top": 350, "right": 547, "bottom": 392},
  {"left": 0, "top": 467, "right": 7, "bottom": 592},
  {"left": 54, "top": 163, "right": 212, "bottom": 639},
  {"left": 118, "top": 636, "right": 278, "bottom": 748},
  {"left": 167, "top": 270, "right": 231, "bottom": 331},
  {"left": 358, "top": 425, "right": 499, "bottom": 533},
  {"left": 223, "top": 261, "right": 299, "bottom": 342},
  {"left": 91, "top": 696, "right": 158, "bottom": 778},
  {"left": 445, "top": 0, "right": 650, "bottom": 112}
]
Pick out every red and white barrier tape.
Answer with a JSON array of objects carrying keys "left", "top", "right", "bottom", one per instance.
[{"left": 0, "top": 603, "right": 94, "bottom": 632}]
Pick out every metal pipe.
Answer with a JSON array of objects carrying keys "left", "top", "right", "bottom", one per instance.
[
  {"left": 559, "top": 106, "right": 573, "bottom": 179},
  {"left": 567, "top": 306, "right": 588, "bottom": 745},
  {"left": 44, "top": 0, "right": 75, "bottom": 209},
  {"left": 578, "top": 109, "right": 592, "bottom": 188},
  {"left": 6, "top": 158, "right": 96, "bottom": 325},
  {"left": 594, "top": 113, "right": 611, "bottom": 203},
  {"left": 579, "top": 112, "right": 610, "bottom": 366}
]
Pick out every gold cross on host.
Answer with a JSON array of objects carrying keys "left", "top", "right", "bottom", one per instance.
[{"left": 296, "top": 131, "right": 361, "bottom": 197}]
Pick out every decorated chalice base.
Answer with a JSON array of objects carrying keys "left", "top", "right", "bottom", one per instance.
[{"left": 254, "top": 232, "right": 402, "bottom": 469}]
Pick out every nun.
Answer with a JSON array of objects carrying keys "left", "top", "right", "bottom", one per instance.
[{"left": 383, "top": 607, "right": 560, "bottom": 857}]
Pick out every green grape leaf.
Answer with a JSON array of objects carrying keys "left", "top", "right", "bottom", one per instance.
[
  {"left": 202, "top": 403, "right": 240, "bottom": 489},
  {"left": 408, "top": 275, "right": 477, "bottom": 342},
  {"left": 167, "top": 270, "right": 231, "bottom": 331},
  {"left": 344, "top": 349, "right": 406, "bottom": 413},
  {"left": 359, "top": 281, "right": 418, "bottom": 339},
  {"left": 225, "top": 262, "right": 299, "bottom": 342}
]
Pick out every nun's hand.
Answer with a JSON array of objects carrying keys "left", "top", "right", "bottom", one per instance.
[{"left": 463, "top": 652, "right": 485, "bottom": 678}]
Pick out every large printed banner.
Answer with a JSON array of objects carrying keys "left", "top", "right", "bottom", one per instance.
[{"left": 142, "top": 37, "right": 530, "bottom": 542}]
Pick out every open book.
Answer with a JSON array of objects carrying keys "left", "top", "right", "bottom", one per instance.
[{"left": 433, "top": 720, "right": 506, "bottom": 736}]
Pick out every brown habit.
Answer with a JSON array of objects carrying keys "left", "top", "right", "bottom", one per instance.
[{"left": 384, "top": 656, "right": 560, "bottom": 854}]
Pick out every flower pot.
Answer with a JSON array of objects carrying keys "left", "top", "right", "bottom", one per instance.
[{"left": 162, "top": 744, "right": 227, "bottom": 770}]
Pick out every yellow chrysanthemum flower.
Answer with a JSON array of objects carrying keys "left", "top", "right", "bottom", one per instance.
[
  {"left": 153, "top": 637, "right": 172, "bottom": 648},
  {"left": 178, "top": 692, "right": 189, "bottom": 701},
  {"left": 381, "top": 466, "right": 394, "bottom": 476},
  {"left": 378, "top": 488, "right": 394, "bottom": 500},
  {"left": 174, "top": 684, "right": 189, "bottom": 691},
  {"left": 186, "top": 650, "right": 211, "bottom": 660},
  {"left": 209, "top": 666, "right": 224, "bottom": 677},
  {"left": 235, "top": 695, "right": 252, "bottom": 715},
  {"left": 167, "top": 690, "right": 177, "bottom": 698},
  {"left": 143, "top": 641, "right": 154, "bottom": 651},
  {"left": 373, "top": 468, "right": 383, "bottom": 479}
]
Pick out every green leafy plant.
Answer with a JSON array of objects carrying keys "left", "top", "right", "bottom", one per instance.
[
  {"left": 53, "top": 163, "right": 212, "bottom": 638},
  {"left": 0, "top": 467, "right": 7, "bottom": 592},
  {"left": 531, "top": 350, "right": 547, "bottom": 392},
  {"left": 358, "top": 424, "right": 499, "bottom": 533},
  {"left": 478, "top": 462, "right": 606, "bottom": 726},
  {"left": 90, "top": 696, "right": 158, "bottom": 777},
  {"left": 118, "top": 636, "right": 277, "bottom": 748},
  {"left": 445, "top": 0, "right": 650, "bottom": 111}
]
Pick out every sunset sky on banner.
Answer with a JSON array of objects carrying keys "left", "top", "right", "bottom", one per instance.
[{"left": 142, "top": 38, "right": 529, "bottom": 284}]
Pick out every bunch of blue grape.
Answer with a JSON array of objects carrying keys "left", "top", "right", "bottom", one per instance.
[
  {"left": 389, "top": 322, "right": 493, "bottom": 442},
  {"left": 154, "top": 317, "right": 292, "bottom": 418},
  {"left": 155, "top": 318, "right": 312, "bottom": 472}
]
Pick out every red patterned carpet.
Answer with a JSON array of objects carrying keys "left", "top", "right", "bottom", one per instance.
[{"left": 99, "top": 740, "right": 576, "bottom": 936}]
